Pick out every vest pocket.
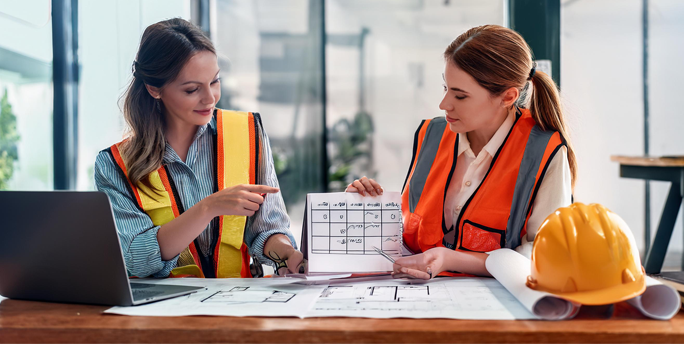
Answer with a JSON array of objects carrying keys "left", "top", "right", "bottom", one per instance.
[
  {"left": 459, "top": 220, "right": 505, "bottom": 253},
  {"left": 404, "top": 212, "right": 422, "bottom": 236},
  {"left": 403, "top": 212, "right": 422, "bottom": 252}
]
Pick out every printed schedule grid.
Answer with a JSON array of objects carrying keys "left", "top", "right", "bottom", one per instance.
[{"left": 309, "top": 195, "right": 402, "bottom": 256}]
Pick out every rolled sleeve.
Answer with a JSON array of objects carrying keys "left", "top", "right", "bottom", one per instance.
[
  {"left": 243, "top": 130, "right": 297, "bottom": 268},
  {"left": 94, "top": 151, "right": 179, "bottom": 278}
]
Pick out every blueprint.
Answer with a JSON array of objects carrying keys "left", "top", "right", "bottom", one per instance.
[
  {"left": 105, "top": 277, "right": 536, "bottom": 319},
  {"left": 105, "top": 278, "right": 325, "bottom": 317},
  {"left": 306, "top": 277, "right": 536, "bottom": 319}
]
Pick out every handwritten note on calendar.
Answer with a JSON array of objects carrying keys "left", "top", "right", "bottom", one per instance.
[{"left": 305, "top": 192, "right": 403, "bottom": 273}]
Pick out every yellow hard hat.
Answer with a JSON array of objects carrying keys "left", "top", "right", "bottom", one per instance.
[{"left": 526, "top": 203, "right": 645, "bottom": 305}]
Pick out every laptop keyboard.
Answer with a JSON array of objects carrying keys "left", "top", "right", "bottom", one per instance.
[
  {"left": 132, "top": 289, "right": 165, "bottom": 300},
  {"left": 131, "top": 284, "right": 165, "bottom": 301}
]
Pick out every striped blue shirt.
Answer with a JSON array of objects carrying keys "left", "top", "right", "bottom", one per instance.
[{"left": 94, "top": 116, "right": 297, "bottom": 278}]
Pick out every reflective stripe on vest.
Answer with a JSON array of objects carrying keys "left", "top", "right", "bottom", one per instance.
[
  {"left": 400, "top": 117, "right": 457, "bottom": 253},
  {"left": 409, "top": 117, "right": 448, "bottom": 213},
  {"left": 503, "top": 125, "right": 555, "bottom": 249},
  {"left": 215, "top": 109, "right": 257, "bottom": 278},
  {"left": 107, "top": 109, "right": 258, "bottom": 278},
  {"left": 401, "top": 108, "right": 564, "bottom": 254}
]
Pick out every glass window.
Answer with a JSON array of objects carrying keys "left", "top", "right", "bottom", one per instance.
[
  {"left": 325, "top": 0, "right": 505, "bottom": 192},
  {"left": 562, "top": 0, "right": 644, "bottom": 245},
  {"left": 213, "top": 0, "right": 327, "bottom": 245},
  {"left": 0, "top": 1, "right": 53, "bottom": 190},
  {"left": 213, "top": 0, "right": 504, "bottom": 245},
  {"left": 562, "top": 0, "right": 684, "bottom": 261},
  {"left": 77, "top": 0, "right": 192, "bottom": 190},
  {"left": 648, "top": 0, "right": 684, "bottom": 261}
]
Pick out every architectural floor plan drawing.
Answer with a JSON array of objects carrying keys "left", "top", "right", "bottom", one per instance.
[
  {"left": 106, "top": 277, "right": 539, "bottom": 320},
  {"left": 318, "top": 284, "right": 450, "bottom": 303},
  {"left": 105, "top": 278, "right": 325, "bottom": 317},
  {"left": 201, "top": 286, "right": 296, "bottom": 304},
  {"left": 307, "top": 278, "right": 537, "bottom": 319}
]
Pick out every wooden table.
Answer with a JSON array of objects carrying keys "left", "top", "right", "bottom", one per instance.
[
  {"left": 1, "top": 297, "right": 683, "bottom": 343},
  {"left": 611, "top": 156, "right": 684, "bottom": 274}
]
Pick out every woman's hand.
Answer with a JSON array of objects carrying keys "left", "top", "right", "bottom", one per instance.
[
  {"left": 203, "top": 184, "right": 279, "bottom": 217},
  {"left": 392, "top": 247, "right": 451, "bottom": 280},
  {"left": 345, "top": 176, "right": 384, "bottom": 196},
  {"left": 264, "top": 234, "right": 307, "bottom": 275}
]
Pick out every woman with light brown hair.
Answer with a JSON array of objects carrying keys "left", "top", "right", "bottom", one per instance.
[
  {"left": 94, "top": 18, "right": 303, "bottom": 278},
  {"left": 348, "top": 25, "right": 575, "bottom": 279}
]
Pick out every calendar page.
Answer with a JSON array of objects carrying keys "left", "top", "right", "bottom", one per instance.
[{"left": 304, "top": 192, "right": 403, "bottom": 273}]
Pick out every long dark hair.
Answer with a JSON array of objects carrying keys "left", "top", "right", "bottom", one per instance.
[
  {"left": 444, "top": 25, "right": 577, "bottom": 189},
  {"left": 120, "top": 18, "right": 215, "bottom": 190}
]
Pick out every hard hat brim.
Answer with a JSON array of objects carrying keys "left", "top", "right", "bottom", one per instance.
[{"left": 544, "top": 278, "right": 646, "bottom": 306}]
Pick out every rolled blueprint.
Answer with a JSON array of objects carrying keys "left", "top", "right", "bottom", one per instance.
[
  {"left": 486, "top": 249, "right": 680, "bottom": 320},
  {"left": 485, "top": 249, "right": 580, "bottom": 320},
  {"left": 626, "top": 276, "right": 681, "bottom": 320}
]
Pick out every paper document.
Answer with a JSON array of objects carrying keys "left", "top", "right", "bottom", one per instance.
[
  {"left": 284, "top": 273, "right": 353, "bottom": 281},
  {"left": 306, "top": 277, "right": 536, "bottom": 320},
  {"left": 486, "top": 249, "right": 580, "bottom": 320},
  {"left": 626, "top": 276, "right": 681, "bottom": 320},
  {"left": 105, "top": 277, "right": 539, "bottom": 320},
  {"left": 105, "top": 278, "right": 325, "bottom": 317},
  {"left": 304, "top": 192, "right": 403, "bottom": 273}
]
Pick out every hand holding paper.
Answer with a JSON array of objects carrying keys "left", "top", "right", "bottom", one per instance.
[
  {"left": 391, "top": 247, "right": 450, "bottom": 280},
  {"left": 304, "top": 192, "right": 403, "bottom": 273},
  {"left": 345, "top": 176, "right": 384, "bottom": 197}
]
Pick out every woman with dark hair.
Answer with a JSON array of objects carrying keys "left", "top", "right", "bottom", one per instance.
[
  {"left": 95, "top": 18, "right": 303, "bottom": 278},
  {"left": 349, "top": 25, "right": 575, "bottom": 279}
]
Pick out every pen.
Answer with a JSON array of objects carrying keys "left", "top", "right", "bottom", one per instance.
[{"left": 372, "top": 246, "right": 395, "bottom": 263}]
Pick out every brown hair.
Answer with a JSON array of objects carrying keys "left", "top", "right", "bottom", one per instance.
[
  {"left": 444, "top": 25, "right": 577, "bottom": 189},
  {"left": 120, "top": 18, "right": 215, "bottom": 191}
]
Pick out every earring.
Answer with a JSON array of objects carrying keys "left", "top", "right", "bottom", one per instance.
[{"left": 155, "top": 98, "right": 162, "bottom": 113}]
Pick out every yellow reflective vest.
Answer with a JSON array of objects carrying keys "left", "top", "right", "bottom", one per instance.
[{"left": 107, "top": 109, "right": 261, "bottom": 278}]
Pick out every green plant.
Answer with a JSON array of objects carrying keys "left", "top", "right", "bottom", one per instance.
[
  {"left": 270, "top": 110, "right": 375, "bottom": 203},
  {"left": 272, "top": 134, "right": 324, "bottom": 205},
  {"left": 327, "top": 110, "right": 374, "bottom": 191},
  {"left": 0, "top": 89, "right": 19, "bottom": 190}
]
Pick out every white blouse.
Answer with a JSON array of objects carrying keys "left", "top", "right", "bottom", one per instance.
[{"left": 443, "top": 110, "right": 572, "bottom": 258}]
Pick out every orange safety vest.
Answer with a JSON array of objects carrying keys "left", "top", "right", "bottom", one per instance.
[
  {"left": 401, "top": 108, "right": 565, "bottom": 255},
  {"left": 105, "top": 109, "right": 262, "bottom": 278}
]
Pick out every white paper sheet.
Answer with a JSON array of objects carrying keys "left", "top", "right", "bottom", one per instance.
[
  {"left": 306, "top": 277, "right": 537, "bottom": 320},
  {"left": 284, "top": 272, "right": 393, "bottom": 282},
  {"left": 284, "top": 273, "right": 353, "bottom": 281},
  {"left": 485, "top": 249, "right": 581, "bottom": 320},
  {"left": 105, "top": 277, "right": 540, "bottom": 319},
  {"left": 306, "top": 192, "right": 403, "bottom": 273},
  {"left": 626, "top": 276, "right": 681, "bottom": 320},
  {"left": 105, "top": 278, "right": 325, "bottom": 317}
]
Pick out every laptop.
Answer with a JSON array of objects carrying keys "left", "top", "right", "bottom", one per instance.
[{"left": 0, "top": 191, "right": 203, "bottom": 306}]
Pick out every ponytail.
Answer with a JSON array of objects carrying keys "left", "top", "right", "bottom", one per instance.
[
  {"left": 529, "top": 70, "right": 577, "bottom": 189},
  {"left": 445, "top": 25, "right": 578, "bottom": 190}
]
